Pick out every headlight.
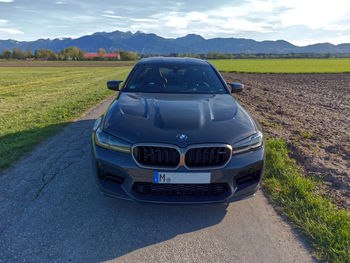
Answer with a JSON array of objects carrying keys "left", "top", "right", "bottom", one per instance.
[
  {"left": 93, "top": 116, "right": 102, "bottom": 132},
  {"left": 232, "top": 131, "right": 263, "bottom": 154},
  {"left": 94, "top": 127, "right": 131, "bottom": 154}
]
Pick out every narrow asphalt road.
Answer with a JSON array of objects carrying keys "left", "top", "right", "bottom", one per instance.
[{"left": 0, "top": 97, "right": 316, "bottom": 263}]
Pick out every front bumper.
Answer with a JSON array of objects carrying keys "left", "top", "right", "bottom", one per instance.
[{"left": 91, "top": 136, "right": 265, "bottom": 205}]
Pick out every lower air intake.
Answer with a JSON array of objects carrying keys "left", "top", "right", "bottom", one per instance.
[{"left": 132, "top": 182, "right": 229, "bottom": 197}]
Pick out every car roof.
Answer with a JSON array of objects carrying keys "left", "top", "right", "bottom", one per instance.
[{"left": 136, "top": 57, "right": 210, "bottom": 66}]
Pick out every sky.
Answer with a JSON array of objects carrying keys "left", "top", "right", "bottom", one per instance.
[{"left": 1, "top": 0, "right": 350, "bottom": 46}]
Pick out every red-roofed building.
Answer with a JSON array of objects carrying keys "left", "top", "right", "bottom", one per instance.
[{"left": 84, "top": 52, "right": 120, "bottom": 60}]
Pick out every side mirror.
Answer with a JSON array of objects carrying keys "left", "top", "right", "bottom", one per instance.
[
  {"left": 228, "top": 82, "right": 244, "bottom": 93},
  {"left": 107, "top": 80, "right": 123, "bottom": 91}
]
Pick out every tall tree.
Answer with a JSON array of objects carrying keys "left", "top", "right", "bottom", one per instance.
[
  {"left": 12, "top": 48, "right": 24, "bottom": 59},
  {"left": 0, "top": 50, "right": 12, "bottom": 59},
  {"left": 59, "top": 47, "right": 84, "bottom": 60},
  {"left": 119, "top": 50, "right": 140, "bottom": 60},
  {"left": 98, "top": 48, "right": 106, "bottom": 60},
  {"left": 24, "top": 47, "right": 34, "bottom": 58},
  {"left": 35, "top": 49, "right": 57, "bottom": 60}
]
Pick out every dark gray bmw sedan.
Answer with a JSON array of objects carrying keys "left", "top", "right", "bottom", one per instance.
[{"left": 91, "top": 57, "right": 264, "bottom": 205}]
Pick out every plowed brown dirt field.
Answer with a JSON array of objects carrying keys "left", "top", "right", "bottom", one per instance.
[{"left": 222, "top": 73, "right": 350, "bottom": 208}]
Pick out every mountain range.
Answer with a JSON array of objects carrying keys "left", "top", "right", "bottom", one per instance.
[{"left": 1, "top": 30, "right": 350, "bottom": 54}]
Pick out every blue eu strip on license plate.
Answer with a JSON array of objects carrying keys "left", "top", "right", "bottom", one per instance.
[
  {"left": 153, "top": 172, "right": 211, "bottom": 184},
  {"left": 153, "top": 172, "right": 159, "bottom": 183}
]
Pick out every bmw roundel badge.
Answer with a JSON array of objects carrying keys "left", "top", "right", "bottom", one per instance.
[{"left": 177, "top": 133, "right": 188, "bottom": 141}]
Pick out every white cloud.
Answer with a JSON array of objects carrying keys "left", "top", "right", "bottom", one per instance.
[
  {"left": 165, "top": 16, "right": 188, "bottom": 29},
  {"left": 130, "top": 24, "right": 158, "bottom": 31},
  {"left": 130, "top": 18, "right": 158, "bottom": 22},
  {"left": 102, "top": 14, "right": 124, "bottom": 19},
  {"left": 291, "top": 34, "right": 350, "bottom": 46},
  {"left": 103, "top": 10, "right": 114, "bottom": 14},
  {"left": 325, "top": 24, "right": 350, "bottom": 31},
  {"left": 277, "top": 0, "right": 350, "bottom": 30},
  {"left": 0, "top": 28, "right": 23, "bottom": 34},
  {"left": 58, "top": 15, "right": 97, "bottom": 23},
  {"left": 150, "top": 5, "right": 277, "bottom": 37},
  {"left": 141, "top": 0, "right": 350, "bottom": 41},
  {"left": 330, "top": 34, "right": 350, "bottom": 44},
  {"left": 3, "top": 0, "right": 350, "bottom": 44},
  {"left": 102, "top": 15, "right": 157, "bottom": 23}
]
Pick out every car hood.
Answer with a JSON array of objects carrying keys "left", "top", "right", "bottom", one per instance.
[{"left": 103, "top": 92, "right": 257, "bottom": 147}]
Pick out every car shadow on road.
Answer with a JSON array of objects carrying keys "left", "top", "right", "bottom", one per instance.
[
  {"left": 82, "top": 198, "right": 228, "bottom": 262},
  {"left": 0, "top": 119, "right": 228, "bottom": 262},
  {"left": 71, "top": 143, "right": 228, "bottom": 261},
  {"left": 44, "top": 174, "right": 228, "bottom": 262}
]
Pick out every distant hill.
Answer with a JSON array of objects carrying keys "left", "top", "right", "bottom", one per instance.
[{"left": 1, "top": 30, "right": 350, "bottom": 54}]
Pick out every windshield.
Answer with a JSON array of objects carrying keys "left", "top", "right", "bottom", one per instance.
[{"left": 123, "top": 64, "right": 228, "bottom": 94}]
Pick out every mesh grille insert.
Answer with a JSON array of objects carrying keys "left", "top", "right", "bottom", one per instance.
[
  {"left": 185, "top": 147, "right": 231, "bottom": 168},
  {"left": 133, "top": 182, "right": 229, "bottom": 197},
  {"left": 133, "top": 146, "right": 180, "bottom": 167},
  {"left": 133, "top": 145, "right": 231, "bottom": 168}
]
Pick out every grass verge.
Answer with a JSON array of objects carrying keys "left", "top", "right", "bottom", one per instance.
[
  {"left": 0, "top": 67, "right": 131, "bottom": 169},
  {"left": 263, "top": 139, "right": 350, "bottom": 262}
]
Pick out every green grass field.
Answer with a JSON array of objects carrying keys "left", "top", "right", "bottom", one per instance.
[
  {"left": 0, "top": 67, "right": 131, "bottom": 168},
  {"left": 209, "top": 58, "right": 350, "bottom": 73},
  {"left": 2, "top": 58, "right": 350, "bottom": 73}
]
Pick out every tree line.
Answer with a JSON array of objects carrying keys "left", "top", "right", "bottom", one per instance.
[
  {"left": 0, "top": 47, "right": 140, "bottom": 60},
  {"left": 1, "top": 47, "right": 349, "bottom": 60},
  {"left": 95, "top": 48, "right": 140, "bottom": 60},
  {"left": 144, "top": 52, "right": 350, "bottom": 59}
]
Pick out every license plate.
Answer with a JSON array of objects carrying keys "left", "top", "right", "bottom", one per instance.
[{"left": 153, "top": 172, "right": 211, "bottom": 184}]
